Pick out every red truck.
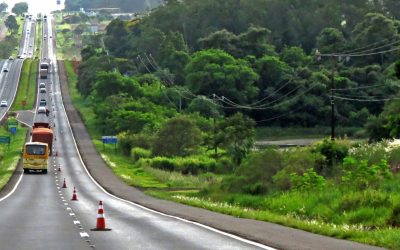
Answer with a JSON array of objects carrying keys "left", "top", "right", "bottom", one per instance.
[{"left": 32, "top": 122, "right": 53, "bottom": 155}]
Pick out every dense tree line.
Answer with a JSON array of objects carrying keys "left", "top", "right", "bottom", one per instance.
[{"left": 77, "top": 0, "right": 400, "bottom": 162}]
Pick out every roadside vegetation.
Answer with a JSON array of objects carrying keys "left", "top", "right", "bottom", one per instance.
[
  {"left": 12, "top": 59, "right": 38, "bottom": 111},
  {"left": 61, "top": 1, "right": 400, "bottom": 249},
  {"left": 0, "top": 118, "right": 27, "bottom": 190}
]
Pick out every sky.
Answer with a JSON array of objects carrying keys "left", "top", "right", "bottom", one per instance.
[{"left": 4, "top": 0, "right": 64, "bottom": 15}]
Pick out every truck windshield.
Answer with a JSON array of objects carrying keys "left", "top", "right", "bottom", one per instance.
[{"left": 26, "top": 145, "right": 46, "bottom": 155}]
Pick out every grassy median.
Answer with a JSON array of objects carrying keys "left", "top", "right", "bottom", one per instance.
[{"left": 12, "top": 59, "right": 37, "bottom": 111}]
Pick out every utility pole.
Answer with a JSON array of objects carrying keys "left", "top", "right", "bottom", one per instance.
[
  {"left": 212, "top": 94, "right": 218, "bottom": 159},
  {"left": 330, "top": 67, "right": 335, "bottom": 141}
]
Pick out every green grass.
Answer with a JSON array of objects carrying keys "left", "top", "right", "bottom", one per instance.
[
  {"left": 147, "top": 189, "right": 400, "bottom": 249},
  {"left": 12, "top": 59, "right": 38, "bottom": 111},
  {"left": 0, "top": 124, "right": 28, "bottom": 190},
  {"left": 35, "top": 20, "right": 42, "bottom": 59}
]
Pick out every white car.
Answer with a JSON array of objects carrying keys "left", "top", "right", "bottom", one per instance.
[
  {"left": 9, "top": 56, "right": 13, "bottom": 60},
  {"left": 39, "top": 82, "right": 46, "bottom": 88},
  {"left": 0, "top": 100, "right": 7, "bottom": 107},
  {"left": 37, "top": 106, "right": 46, "bottom": 114},
  {"left": 3, "top": 68, "right": 8, "bottom": 72},
  {"left": 40, "top": 87, "right": 46, "bottom": 93}
]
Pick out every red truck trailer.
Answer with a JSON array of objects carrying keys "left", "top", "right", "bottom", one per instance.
[{"left": 32, "top": 122, "right": 53, "bottom": 155}]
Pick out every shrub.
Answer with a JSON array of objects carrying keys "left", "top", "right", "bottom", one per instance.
[
  {"left": 146, "top": 156, "right": 217, "bottom": 175},
  {"left": 118, "top": 132, "right": 155, "bottom": 156},
  {"left": 312, "top": 138, "right": 350, "bottom": 176},
  {"left": 273, "top": 147, "right": 324, "bottom": 190},
  {"left": 152, "top": 116, "right": 202, "bottom": 157},
  {"left": 290, "top": 168, "right": 326, "bottom": 192},
  {"left": 223, "top": 148, "right": 284, "bottom": 194},
  {"left": 131, "top": 147, "right": 151, "bottom": 162},
  {"left": 342, "top": 157, "right": 392, "bottom": 189}
]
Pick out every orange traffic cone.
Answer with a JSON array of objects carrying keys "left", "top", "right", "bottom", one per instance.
[
  {"left": 71, "top": 187, "right": 78, "bottom": 201},
  {"left": 91, "top": 201, "right": 111, "bottom": 231},
  {"left": 62, "top": 178, "right": 67, "bottom": 188}
]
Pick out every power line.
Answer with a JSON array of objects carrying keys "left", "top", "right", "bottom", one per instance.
[
  {"left": 333, "top": 83, "right": 388, "bottom": 91},
  {"left": 333, "top": 95, "right": 400, "bottom": 102},
  {"left": 331, "top": 39, "right": 400, "bottom": 56},
  {"left": 332, "top": 37, "right": 398, "bottom": 55}
]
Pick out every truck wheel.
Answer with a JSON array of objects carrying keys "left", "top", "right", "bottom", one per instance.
[
  {"left": 23, "top": 169, "right": 29, "bottom": 174},
  {"left": 43, "top": 169, "right": 48, "bottom": 174}
]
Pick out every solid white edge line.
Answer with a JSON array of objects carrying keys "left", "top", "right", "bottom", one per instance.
[
  {"left": 55, "top": 59, "right": 275, "bottom": 250},
  {"left": 0, "top": 172, "right": 24, "bottom": 203}
]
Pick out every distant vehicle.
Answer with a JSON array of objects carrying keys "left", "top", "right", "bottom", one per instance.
[
  {"left": 39, "top": 99, "right": 46, "bottom": 106},
  {"left": 40, "top": 87, "right": 46, "bottom": 93},
  {"left": 39, "top": 82, "right": 46, "bottom": 88},
  {"left": 9, "top": 56, "right": 13, "bottom": 60},
  {"left": 3, "top": 68, "right": 8, "bottom": 72},
  {"left": 38, "top": 106, "right": 46, "bottom": 113},
  {"left": 40, "top": 61, "right": 49, "bottom": 79},
  {"left": 0, "top": 100, "right": 7, "bottom": 107}
]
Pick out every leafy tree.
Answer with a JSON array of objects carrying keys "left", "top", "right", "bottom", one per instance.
[
  {"left": 216, "top": 113, "right": 255, "bottom": 165},
  {"left": 11, "top": 2, "right": 28, "bottom": 16},
  {"left": 5, "top": 15, "right": 19, "bottom": 32},
  {"left": 152, "top": 116, "right": 202, "bottom": 157},
  {"left": 104, "top": 18, "right": 129, "bottom": 57},
  {"left": 281, "top": 46, "right": 312, "bottom": 68},
  {"left": 0, "top": 2, "right": 8, "bottom": 12},
  {"left": 316, "top": 28, "right": 346, "bottom": 54},
  {"left": 185, "top": 49, "right": 259, "bottom": 104},
  {"left": 255, "top": 55, "right": 292, "bottom": 91},
  {"left": 93, "top": 71, "right": 142, "bottom": 100},
  {"left": 77, "top": 55, "right": 114, "bottom": 97}
]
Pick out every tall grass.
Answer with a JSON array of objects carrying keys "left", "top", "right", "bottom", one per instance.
[{"left": 12, "top": 59, "right": 37, "bottom": 111}]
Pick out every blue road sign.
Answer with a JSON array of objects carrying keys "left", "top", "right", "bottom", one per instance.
[
  {"left": 10, "top": 127, "right": 17, "bottom": 135},
  {"left": 102, "top": 136, "right": 118, "bottom": 144}
]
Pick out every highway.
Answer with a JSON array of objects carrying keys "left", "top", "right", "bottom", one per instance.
[
  {"left": 0, "top": 18, "right": 35, "bottom": 120},
  {"left": 0, "top": 14, "right": 271, "bottom": 250}
]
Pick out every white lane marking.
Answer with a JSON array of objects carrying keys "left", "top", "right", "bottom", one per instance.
[
  {"left": 69, "top": 213, "right": 75, "bottom": 216},
  {"left": 67, "top": 207, "right": 71, "bottom": 210},
  {"left": 64, "top": 203, "right": 68, "bottom": 205},
  {"left": 0, "top": 172, "right": 24, "bottom": 203},
  {"left": 80, "top": 232, "right": 89, "bottom": 238},
  {"left": 73, "top": 220, "right": 80, "bottom": 225}
]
